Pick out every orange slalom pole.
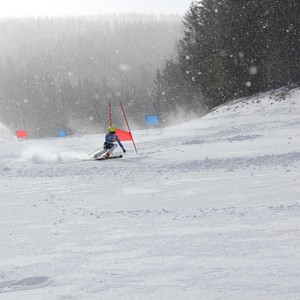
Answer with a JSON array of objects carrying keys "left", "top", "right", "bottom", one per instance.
[
  {"left": 119, "top": 101, "right": 138, "bottom": 154},
  {"left": 109, "top": 101, "right": 112, "bottom": 126}
]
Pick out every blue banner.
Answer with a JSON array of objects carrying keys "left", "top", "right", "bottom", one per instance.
[
  {"left": 146, "top": 115, "right": 159, "bottom": 125},
  {"left": 57, "top": 130, "right": 68, "bottom": 137}
]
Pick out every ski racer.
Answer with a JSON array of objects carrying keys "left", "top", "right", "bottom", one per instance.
[{"left": 94, "top": 126, "right": 126, "bottom": 159}]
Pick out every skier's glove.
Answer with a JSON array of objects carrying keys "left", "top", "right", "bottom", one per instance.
[{"left": 122, "top": 149, "right": 126, "bottom": 153}]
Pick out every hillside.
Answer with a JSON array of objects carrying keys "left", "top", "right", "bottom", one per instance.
[
  {"left": 0, "top": 16, "right": 183, "bottom": 137},
  {"left": 0, "top": 87, "right": 299, "bottom": 299}
]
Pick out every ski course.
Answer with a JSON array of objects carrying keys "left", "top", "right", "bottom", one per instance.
[{"left": 0, "top": 88, "right": 299, "bottom": 299}]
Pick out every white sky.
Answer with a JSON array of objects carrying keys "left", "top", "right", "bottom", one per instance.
[{"left": 0, "top": 0, "right": 193, "bottom": 18}]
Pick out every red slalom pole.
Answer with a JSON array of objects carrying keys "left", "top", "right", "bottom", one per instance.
[
  {"left": 109, "top": 101, "right": 112, "bottom": 126},
  {"left": 119, "top": 101, "right": 138, "bottom": 154}
]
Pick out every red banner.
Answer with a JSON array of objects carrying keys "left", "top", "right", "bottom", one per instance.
[
  {"left": 16, "top": 130, "right": 28, "bottom": 138},
  {"left": 116, "top": 128, "right": 132, "bottom": 141}
]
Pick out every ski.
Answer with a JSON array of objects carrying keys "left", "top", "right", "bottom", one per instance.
[{"left": 95, "top": 155, "right": 123, "bottom": 161}]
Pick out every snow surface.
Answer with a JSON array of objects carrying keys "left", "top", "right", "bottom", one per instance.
[
  {"left": 0, "top": 124, "right": 15, "bottom": 143},
  {"left": 0, "top": 88, "right": 300, "bottom": 299}
]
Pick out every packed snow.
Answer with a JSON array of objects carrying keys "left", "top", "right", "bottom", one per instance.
[{"left": 0, "top": 88, "right": 299, "bottom": 299}]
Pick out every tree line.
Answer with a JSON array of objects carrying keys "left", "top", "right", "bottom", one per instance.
[
  {"left": 1, "top": 2, "right": 299, "bottom": 138},
  {"left": 0, "top": 15, "right": 182, "bottom": 137},
  {"left": 155, "top": 0, "right": 300, "bottom": 117}
]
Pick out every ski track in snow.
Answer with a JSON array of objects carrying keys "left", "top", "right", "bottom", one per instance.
[{"left": 0, "top": 88, "right": 300, "bottom": 299}]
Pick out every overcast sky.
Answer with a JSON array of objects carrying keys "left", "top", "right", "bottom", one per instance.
[{"left": 0, "top": 0, "right": 193, "bottom": 18}]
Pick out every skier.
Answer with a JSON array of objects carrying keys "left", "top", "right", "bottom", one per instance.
[{"left": 94, "top": 126, "right": 126, "bottom": 159}]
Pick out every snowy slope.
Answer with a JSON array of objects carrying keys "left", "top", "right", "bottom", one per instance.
[
  {"left": 0, "top": 123, "right": 15, "bottom": 143},
  {"left": 0, "top": 88, "right": 299, "bottom": 299}
]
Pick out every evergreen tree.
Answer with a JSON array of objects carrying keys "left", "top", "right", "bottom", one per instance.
[
  {"left": 0, "top": 15, "right": 183, "bottom": 136},
  {"left": 156, "top": 0, "right": 300, "bottom": 114}
]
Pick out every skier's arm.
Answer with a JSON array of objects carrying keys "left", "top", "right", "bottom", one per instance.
[{"left": 116, "top": 136, "right": 126, "bottom": 152}]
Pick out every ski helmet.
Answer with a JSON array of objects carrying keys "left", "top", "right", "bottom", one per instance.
[{"left": 108, "top": 126, "right": 116, "bottom": 133}]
